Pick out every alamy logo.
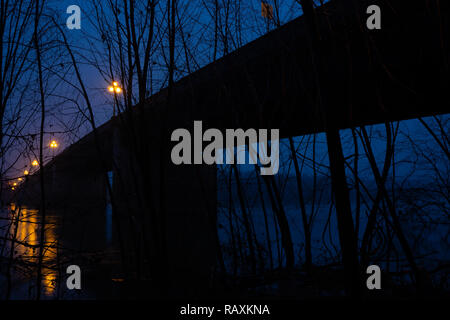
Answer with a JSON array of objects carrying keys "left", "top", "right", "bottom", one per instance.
[
  {"left": 66, "top": 5, "right": 81, "bottom": 30},
  {"left": 366, "top": 5, "right": 381, "bottom": 30},
  {"left": 171, "top": 121, "right": 279, "bottom": 175},
  {"left": 66, "top": 265, "right": 81, "bottom": 290}
]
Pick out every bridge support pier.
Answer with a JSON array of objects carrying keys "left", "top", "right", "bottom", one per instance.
[{"left": 326, "top": 128, "right": 362, "bottom": 296}]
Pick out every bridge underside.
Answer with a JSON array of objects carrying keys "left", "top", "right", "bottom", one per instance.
[{"left": 137, "top": 0, "right": 448, "bottom": 136}]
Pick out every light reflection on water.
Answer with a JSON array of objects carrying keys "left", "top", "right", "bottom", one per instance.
[{"left": 4, "top": 203, "right": 59, "bottom": 298}]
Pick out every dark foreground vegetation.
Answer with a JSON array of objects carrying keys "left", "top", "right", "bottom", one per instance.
[{"left": 0, "top": 0, "right": 449, "bottom": 300}]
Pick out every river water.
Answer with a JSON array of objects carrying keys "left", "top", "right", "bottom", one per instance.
[
  {"left": 1, "top": 197, "right": 448, "bottom": 299},
  {"left": 0, "top": 203, "right": 119, "bottom": 300},
  {"left": 0, "top": 205, "right": 60, "bottom": 299}
]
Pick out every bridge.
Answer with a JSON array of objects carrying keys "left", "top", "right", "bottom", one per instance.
[{"left": 13, "top": 0, "right": 449, "bottom": 296}]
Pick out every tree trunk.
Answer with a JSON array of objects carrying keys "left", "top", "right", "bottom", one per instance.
[{"left": 289, "top": 136, "right": 312, "bottom": 273}]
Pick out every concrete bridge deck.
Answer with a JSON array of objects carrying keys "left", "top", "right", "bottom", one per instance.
[{"left": 22, "top": 0, "right": 448, "bottom": 180}]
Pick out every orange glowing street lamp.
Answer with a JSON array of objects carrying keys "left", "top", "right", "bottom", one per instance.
[
  {"left": 108, "top": 81, "right": 122, "bottom": 116},
  {"left": 32, "top": 160, "right": 39, "bottom": 167},
  {"left": 49, "top": 140, "right": 58, "bottom": 149},
  {"left": 108, "top": 82, "right": 122, "bottom": 94},
  {"left": 24, "top": 170, "right": 29, "bottom": 175}
]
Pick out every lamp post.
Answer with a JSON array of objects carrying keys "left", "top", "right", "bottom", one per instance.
[
  {"left": 108, "top": 81, "right": 122, "bottom": 117},
  {"left": 49, "top": 139, "right": 59, "bottom": 187},
  {"left": 49, "top": 139, "right": 58, "bottom": 160},
  {"left": 262, "top": 2, "right": 274, "bottom": 32}
]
